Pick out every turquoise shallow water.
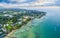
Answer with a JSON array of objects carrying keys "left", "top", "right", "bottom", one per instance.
[{"left": 11, "top": 8, "right": 60, "bottom": 38}]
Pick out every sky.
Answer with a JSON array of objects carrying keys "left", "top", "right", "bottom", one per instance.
[{"left": 0, "top": 0, "right": 60, "bottom": 8}]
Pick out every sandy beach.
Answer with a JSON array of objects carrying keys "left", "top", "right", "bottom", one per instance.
[{"left": 4, "top": 30, "right": 16, "bottom": 38}]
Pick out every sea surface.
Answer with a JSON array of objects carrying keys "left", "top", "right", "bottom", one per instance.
[{"left": 9, "top": 7, "right": 60, "bottom": 38}]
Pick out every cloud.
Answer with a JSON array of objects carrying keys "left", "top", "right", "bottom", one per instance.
[
  {"left": 0, "top": 3, "right": 30, "bottom": 8},
  {"left": 9, "top": 0, "right": 27, "bottom": 3},
  {"left": 0, "top": 0, "right": 59, "bottom": 8},
  {"left": 7, "top": 0, "right": 36, "bottom": 4},
  {"left": 29, "top": 0, "right": 56, "bottom": 6}
]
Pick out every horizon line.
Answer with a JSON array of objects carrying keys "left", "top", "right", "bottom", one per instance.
[{"left": 0, "top": 6, "right": 60, "bottom": 8}]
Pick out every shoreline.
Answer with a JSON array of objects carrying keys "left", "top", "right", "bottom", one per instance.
[
  {"left": 4, "top": 18, "right": 43, "bottom": 38},
  {"left": 0, "top": 8, "right": 46, "bottom": 38},
  {"left": 4, "top": 30, "right": 16, "bottom": 38},
  {"left": 4, "top": 15, "right": 45, "bottom": 38},
  {"left": 4, "top": 18, "right": 32, "bottom": 38}
]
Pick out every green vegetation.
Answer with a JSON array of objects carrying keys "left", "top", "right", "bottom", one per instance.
[{"left": 0, "top": 9, "right": 46, "bottom": 36}]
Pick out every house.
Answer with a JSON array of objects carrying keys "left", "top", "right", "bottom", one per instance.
[
  {"left": 0, "top": 24, "right": 6, "bottom": 35},
  {"left": 0, "top": 24, "right": 3, "bottom": 35}
]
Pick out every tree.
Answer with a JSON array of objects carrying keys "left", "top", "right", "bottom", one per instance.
[{"left": 5, "top": 20, "right": 13, "bottom": 33}]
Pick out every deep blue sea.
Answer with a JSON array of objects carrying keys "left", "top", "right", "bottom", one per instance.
[{"left": 4, "top": 7, "right": 60, "bottom": 38}]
